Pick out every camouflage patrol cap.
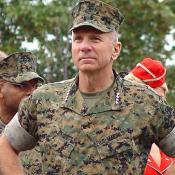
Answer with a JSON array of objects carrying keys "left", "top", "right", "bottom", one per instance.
[
  {"left": 0, "top": 52, "right": 44, "bottom": 83},
  {"left": 70, "top": 0, "right": 124, "bottom": 32}
]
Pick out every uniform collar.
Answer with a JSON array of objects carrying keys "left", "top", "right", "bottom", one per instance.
[{"left": 61, "top": 70, "right": 127, "bottom": 116}]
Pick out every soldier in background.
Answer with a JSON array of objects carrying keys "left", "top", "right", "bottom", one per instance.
[
  {"left": 0, "top": 52, "right": 44, "bottom": 131},
  {"left": 124, "top": 57, "right": 168, "bottom": 98},
  {"left": 1, "top": 0, "right": 175, "bottom": 174},
  {"left": 0, "top": 52, "right": 44, "bottom": 174}
]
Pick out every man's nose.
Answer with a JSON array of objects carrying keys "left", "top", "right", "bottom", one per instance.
[{"left": 79, "top": 40, "right": 92, "bottom": 52}]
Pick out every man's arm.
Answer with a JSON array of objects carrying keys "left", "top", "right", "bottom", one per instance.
[{"left": 0, "top": 135, "right": 24, "bottom": 175}]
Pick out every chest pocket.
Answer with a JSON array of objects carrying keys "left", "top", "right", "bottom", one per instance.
[
  {"left": 39, "top": 128, "right": 75, "bottom": 159},
  {"left": 57, "top": 129, "right": 75, "bottom": 158},
  {"left": 96, "top": 131, "right": 134, "bottom": 160}
]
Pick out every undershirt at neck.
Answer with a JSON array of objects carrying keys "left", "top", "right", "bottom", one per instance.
[{"left": 80, "top": 79, "right": 115, "bottom": 109}]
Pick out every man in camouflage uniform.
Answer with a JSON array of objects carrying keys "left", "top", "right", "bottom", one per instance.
[
  {"left": 0, "top": 0, "right": 175, "bottom": 174},
  {"left": 0, "top": 52, "right": 44, "bottom": 174},
  {"left": 0, "top": 51, "right": 44, "bottom": 131}
]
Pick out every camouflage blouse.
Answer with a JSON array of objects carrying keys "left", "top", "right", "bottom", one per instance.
[{"left": 5, "top": 74, "right": 175, "bottom": 175}]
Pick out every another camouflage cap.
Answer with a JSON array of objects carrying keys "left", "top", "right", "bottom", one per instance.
[
  {"left": 0, "top": 52, "right": 44, "bottom": 83},
  {"left": 70, "top": 0, "right": 124, "bottom": 32}
]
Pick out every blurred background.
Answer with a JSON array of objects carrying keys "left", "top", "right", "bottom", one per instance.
[{"left": 0, "top": 0, "right": 175, "bottom": 105}]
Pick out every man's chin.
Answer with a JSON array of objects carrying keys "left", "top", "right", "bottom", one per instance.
[{"left": 79, "top": 68, "right": 97, "bottom": 73}]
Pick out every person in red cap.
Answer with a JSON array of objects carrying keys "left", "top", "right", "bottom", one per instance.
[
  {"left": 125, "top": 57, "right": 168, "bottom": 97},
  {"left": 125, "top": 57, "right": 174, "bottom": 175}
]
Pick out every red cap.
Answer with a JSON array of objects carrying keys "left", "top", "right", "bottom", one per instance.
[{"left": 131, "top": 57, "right": 166, "bottom": 88}]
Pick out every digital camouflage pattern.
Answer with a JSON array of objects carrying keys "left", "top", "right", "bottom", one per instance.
[
  {"left": 70, "top": 0, "right": 124, "bottom": 32},
  {"left": 15, "top": 73, "right": 175, "bottom": 175},
  {"left": 0, "top": 52, "right": 44, "bottom": 174},
  {"left": 0, "top": 52, "right": 44, "bottom": 83},
  {"left": 20, "top": 146, "right": 42, "bottom": 175}
]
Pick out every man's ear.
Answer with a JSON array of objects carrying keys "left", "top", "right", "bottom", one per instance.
[{"left": 111, "top": 42, "right": 122, "bottom": 61}]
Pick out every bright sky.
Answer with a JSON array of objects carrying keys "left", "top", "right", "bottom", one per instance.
[{"left": 165, "top": 29, "right": 175, "bottom": 65}]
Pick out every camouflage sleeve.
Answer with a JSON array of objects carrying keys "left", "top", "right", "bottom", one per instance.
[
  {"left": 18, "top": 95, "right": 39, "bottom": 140},
  {"left": 4, "top": 113, "right": 36, "bottom": 151},
  {"left": 4, "top": 94, "right": 38, "bottom": 151},
  {"left": 155, "top": 104, "right": 175, "bottom": 157}
]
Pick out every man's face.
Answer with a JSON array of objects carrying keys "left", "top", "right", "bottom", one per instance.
[
  {"left": 0, "top": 79, "right": 38, "bottom": 112},
  {"left": 72, "top": 26, "right": 121, "bottom": 73}
]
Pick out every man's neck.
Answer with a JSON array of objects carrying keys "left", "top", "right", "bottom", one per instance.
[{"left": 79, "top": 69, "right": 115, "bottom": 93}]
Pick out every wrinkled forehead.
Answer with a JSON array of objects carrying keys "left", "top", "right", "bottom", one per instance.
[
  {"left": 71, "top": 26, "right": 117, "bottom": 43},
  {"left": 72, "top": 26, "right": 105, "bottom": 35},
  {"left": 71, "top": 26, "right": 117, "bottom": 40}
]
